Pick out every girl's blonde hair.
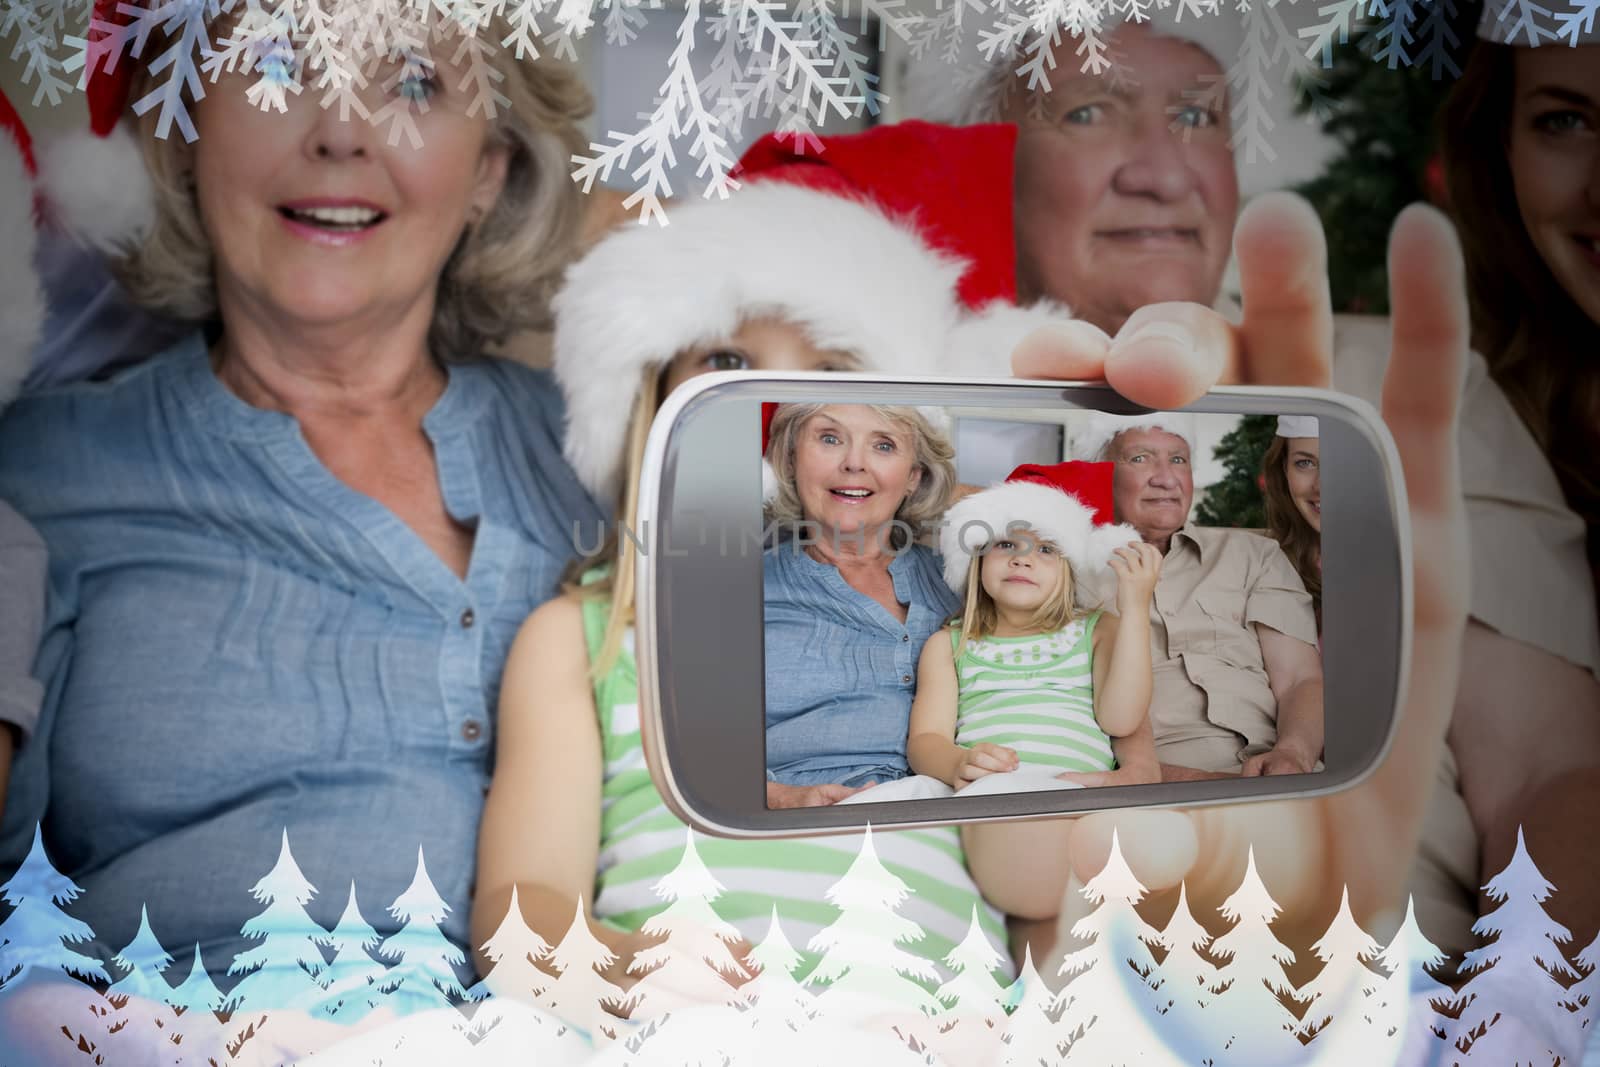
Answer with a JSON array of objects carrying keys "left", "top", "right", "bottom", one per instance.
[
  {"left": 953, "top": 529, "right": 1078, "bottom": 654},
  {"left": 764, "top": 403, "right": 958, "bottom": 547},
  {"left": 561, "top": 363, "right": 661, "bottom": 681},
  {"left": 114, "top": 16, "right": 592, "bottom": 362}
]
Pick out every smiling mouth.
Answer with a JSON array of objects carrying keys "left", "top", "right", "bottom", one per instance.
[
  {"left": 279, "top": 205, "right": 388, "bottom": 232},
  {"left": 1100, "top": 228, "right": 1200, "bottom": 244},
  {"left": 830, "top": 488, "right": 873, "bottom": 500}
]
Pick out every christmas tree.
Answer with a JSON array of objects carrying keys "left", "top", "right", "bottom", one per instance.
[
  {"left": 542, "top": 897, "right": 632, "bottom": 1041},
  {"left": 0, "top": 825, "right": 109, "bottom": 992},
  {"left": 1193, "top": 415, "right": 1275, "bottom": 530},
  {"left": 1290, "top": 2, "right": 1474, "bottom": 314},
  {"left": 1295, "top": 888, "right": 1384, "bottom": 1047},
  {"left": 104, "top": 906, "right": 175, "bottom": 1051},
  {"left": 997, "top": 945, "right": 1063, "bottom": 1067},
  {"left": 472, "top": 884, "right": 554, "bottom": 1007},
  {"left": 1206, "top": 848, "right": 1308, "bottom": 1064},
  {"left": 316, "top": 881, "right": 389, "bottom": 1023},
  {"left": 223, "top": 829, "right": 331, "bottom": 1015},
  {"left": 377, "top": 847, "right": 471, "bottom": 1016},
  {"left": 1147, "top": 882, "right": 1228, "bottom": 1065},
  {"left": 737, "top": 906, "right": 815, "bottom": 1033},
  {"left": 164, "top": 945, "right": 226, "bottom": 1066},
  {"left": 928, "top": 905, "right": 1010, "bottom": 1065},
  {"left": 1368, "top": 898, "right": 1460, "bottom": 1062}
]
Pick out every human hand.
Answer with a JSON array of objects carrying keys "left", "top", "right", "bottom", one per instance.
[
  {"left": 1107, "top": 542, "right": 1162, "bottom": 614},
  {"left": 765, "top": 781, "right": 868, "bottom": 808},
  {"left": 954, "top": 743, "right": 1019, "bottom": 787},
  {"left": 1056, "top": 760, "right": 1161, "bottom": 789},
  {"left": 1016, "top": 195, "right": 1471, "bottom": 951},
  {"left": 1240, "top": 740, "right": 1319, "bottom": 777}
]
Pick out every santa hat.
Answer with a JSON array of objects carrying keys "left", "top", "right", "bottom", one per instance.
[
  {"left": 1476, "top": 0, "right": 1600, "bottom": 45},
  {"left": 27, "top": 0, "right": 153, "bottom": 253},
  {"left": 1276, "top": 414, "right": 1318, "bottom": 439},
  {"left": 898, "top": 6, "right": 1333, "bottom": 199},
  {"left": 1070, "top": 410, "right": 1197, "bottom": 463},
  {"left": 552, "top": 179, "right": 1083, "bottom": 502},
  {"left": 938, "top": 461, "right": 1139, "bottom": 608},
  {"left": 0, "top": 88, "right": 45, "bottom": 409}
]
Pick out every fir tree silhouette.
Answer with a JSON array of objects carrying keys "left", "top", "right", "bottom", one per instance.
[
  {"left": 164, "top": 945, "right": 225, "bottom": 1065},
  {"left": 1450, "top": 828, "right": 1581, "bottom": 1066},
  {"left": 1146, "top": 882, "right": 1227, "bottom": 1066},
  {"left": 0, "top": 825, "right": 108, "bottom": 992},
  {"left": 316, "top": 882, "right": 389, "bottom": 1023},
  {"left": 737, "top": 906, "right": 814, "bottom": 1034},
  {"left": 377, "top": 847, "right": 470, "bottom": 1016},
  {"left": 626, "top": 831, "right": 750, "bottom": 1020},
  {"left": 104, "top": 905, "right": 175, "bottom": 1051},
  {"left": 1055, "top": 830, "right": 1170, "bottom": 1064},
  {"left": 1207, "top": 848, "right": 1308, "bottom": 1063},
  {"left": 1296, "top": 888, "right": 1383, "bottom": 1045},
  {"left": 471, "top": 884, "right": 553, "bottom": 1006},
  {"left": 223, "top": 829, "right": 331, "bottom": 1015},
  {"left": 998, "top": 945, "right": 1064, "bottom": 1067},
  {"left": 1369, "top": 899, "right": 1460, "bottom": 1062},
  {"left": 542, "top": 897, "right": 631, "bottom": 1041},
  {"left": 804, "top": 825, "right": 945, "bottom": 1035},
  {"left": 928, "top": 905, "right": 1010, "bottom": 1065}
]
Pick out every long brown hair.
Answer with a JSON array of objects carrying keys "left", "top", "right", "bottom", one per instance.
[
  {"left": 1440, "top": 42, "right": 1600, "bottom": 571},
  {"left": 1262, "top": 437, "right": 1322, "bottom": 630}
]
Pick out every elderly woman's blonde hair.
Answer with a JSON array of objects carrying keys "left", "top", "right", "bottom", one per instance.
[
  {"left": 764, "top": 403, "right": 958, "bottom": 547},
  {"left": 114, "top": 14, "right": 591, "bottom": 361}
]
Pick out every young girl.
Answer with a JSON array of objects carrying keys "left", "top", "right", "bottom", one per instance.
[
  {"left": 905, "top": 462, "right": 1164, "bottom": 796},
  {"left": 472, "top": 180, "right": 1098, "bottom": 1029}
]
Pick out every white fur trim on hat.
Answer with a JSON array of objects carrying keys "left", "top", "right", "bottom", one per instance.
[
  {"left": 555, "top": 182, "right": 962, "bottom": 501},
  {"left": 941, "top": 299, "right": 1103, "bottom": 378},
  {"left": 1070, "top": 411, "right": 1197, "bottom": 463},
  {"left": 1276, "top": 414, "right": 1318, "bottom": 439},
  {"left": 35, "top": 125, "right": 154, "bottom": 253},
  {"left": 0, "top": 129, "right": 42, "bottom": 409},
  {"left": 939, "top": 480, "right": 1138, "bottom": 609}
]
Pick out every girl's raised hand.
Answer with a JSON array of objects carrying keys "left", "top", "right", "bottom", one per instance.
[{"left": 1108, "top": 541, "right": 1163, "bottom": 614}]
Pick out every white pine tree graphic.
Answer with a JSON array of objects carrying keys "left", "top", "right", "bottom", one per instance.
[
  {"left": 0, "top": 825, "right": 109, "bottom": 992},
  {"left": 542, "top": 897, "right": 632, "bottom": 1042},
  {"left": 929, "top": 904, "right": 1010, "bottom": 1065},
  {"left": 804, "top": 825, "right": 945, "bottom": 1045},
  {"left": 1295, "top": 888, "right": 1385, "bottom": 1052},
  {"left": 1565, "top": 929, "right": 1600, "bottom": 1032},
  {"left": 626, "top": 830, "right": 751, "bottom": 1021},
  {"left": 377, "top": 847, "right": 470, "bottom": 1016},
  {"left": 163, "top": 944, "right": 225, "bottom": 1065},
  {"left": 1450, "top": 828, "right": 1581, "bottom": 1066},
  {"left": 471, "top": 884, "right": 554, "bottom": 1007},
  {"left": 1367, "top": 898, "right": 1461, "bottom": 1063},
  {"left": 1055, "top": 830, "right": 1169, "bottom": 1064},
  {"left": 104, "top": 905, "right": 175, "bottom": 1050},
  {"left": 737, "top": 905, "right": 815, "bottom": 1034},
  {"left": 223, "top": 829, "right": 330, "bottom": 1015},
  {"left": 1206, "top": 847, "right": 1308, "bottom": 1063},
  {"left": 315, "top": 881, "right": 389, "bottom": 1023},
  {"left": 1146, "top": 881, "right": 1227, "bottom": 1066},
  {"left": 998, "top": 944, "right": 1064, "bottom": 1067}
]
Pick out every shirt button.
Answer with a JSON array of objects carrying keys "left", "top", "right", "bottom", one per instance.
[
  {"left": 901, "top": 633, "right": 909, "bottom": 643},
  {"left": 902, "top": 674, "right": 912, "bottom": 684},
  {"left": 462, "top": 719, "right": 483, "bottom": 742},
  {"left": 460, "top": 608, "right": 476, "bottom": 629}
]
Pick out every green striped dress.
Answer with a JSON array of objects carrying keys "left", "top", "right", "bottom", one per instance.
[
  {"left": 579, "top": 582, "right": 1011, "bottom": 981},
  {"left": 951, "top": 613, "right": 1117, "bottom": 774}
]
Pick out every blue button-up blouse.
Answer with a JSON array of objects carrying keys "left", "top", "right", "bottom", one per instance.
[
  {"left": 762, "top": 541, "right": 962, "bottom": 788},
  {"left": 0, "top": 335, "right": 604, "bottom": 980}
]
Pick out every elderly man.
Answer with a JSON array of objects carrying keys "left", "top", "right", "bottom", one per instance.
[
  {"left": 736, "top": 10, "right": 1600, "bottom": 972},
  {"left": 1073, "top": 412, "right": 1323, "bottom": 779}
]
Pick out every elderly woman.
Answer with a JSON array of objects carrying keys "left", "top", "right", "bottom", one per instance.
[
  {"left": 0, "top": 10, "right": 602, "bottom": 1014},
  {"left": 760, "top": 403, "right": 962, "bottom": 807}
]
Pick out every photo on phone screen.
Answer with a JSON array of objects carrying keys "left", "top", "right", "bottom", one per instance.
[{"left": 758, "top": 404, "right": 1324, "bottom": 809}]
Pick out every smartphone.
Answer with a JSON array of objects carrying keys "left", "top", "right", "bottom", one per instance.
[{"left": 633, "top": 373, "right": 1409, "bottom": 837}]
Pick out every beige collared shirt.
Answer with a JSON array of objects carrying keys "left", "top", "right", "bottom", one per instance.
[{"left": 1145, "top": 525, "right": 1320, "bottom": 773}]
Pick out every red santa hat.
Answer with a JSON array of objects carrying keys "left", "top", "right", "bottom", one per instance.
[
  {"left": 938, "top": 461, "right": 1139, "bottom": 608},
  {"left": 27, "top": 0, "right": 153, "bottom": 253},
  {"left": 0, "top": 88, "right": 44, "bottom": 409},
  {"left": 551, "top": 177, "right": 1089, "bottom": 503}
]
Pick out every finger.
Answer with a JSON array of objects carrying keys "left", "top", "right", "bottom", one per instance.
[
  {"left": 1240, "top": 757, "right": 1263, "bottom": 777},
  {"left": 1011, "top": 320, "right": 1114, "bottom": 379},
  {"left": 1233, "top": 192, "right": 1334, "bottom": 388},
  {"left": 1105, "top": 303, "right": 1237, "bottom": 409}
]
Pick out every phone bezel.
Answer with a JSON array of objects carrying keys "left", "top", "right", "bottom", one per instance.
[{"left": 636, "top": 373, "right": 1410, "bottom": 838}]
